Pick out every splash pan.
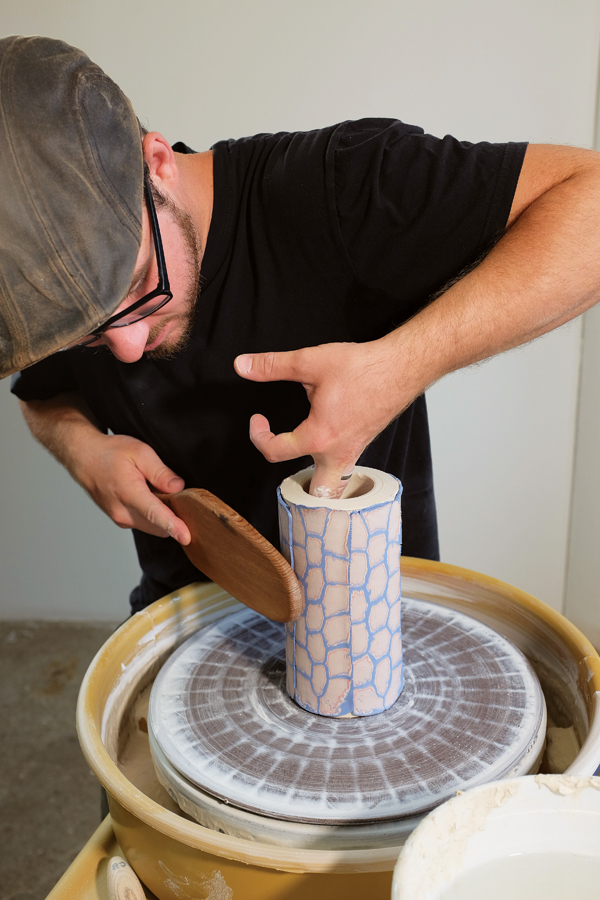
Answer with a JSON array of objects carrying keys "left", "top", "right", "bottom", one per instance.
[{"left": 76, "top": 559, "right": 600, "bottom": 900}]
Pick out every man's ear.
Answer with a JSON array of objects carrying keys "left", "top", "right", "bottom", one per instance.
[{"left": 142, "top": 132, "right": 179, "bottom": 193}]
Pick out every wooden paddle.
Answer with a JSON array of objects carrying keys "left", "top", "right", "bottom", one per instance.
[{"left": 157, "top": 488, "right": 303, "bottom": 623}]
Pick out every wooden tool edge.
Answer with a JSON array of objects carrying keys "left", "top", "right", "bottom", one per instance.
[{"left": 157, "top": 488, "right": 303, "bottom": 621}]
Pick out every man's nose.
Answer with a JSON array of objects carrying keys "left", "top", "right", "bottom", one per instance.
[{"left": 101, "top": 321, "right": 150, "bottom": 363}]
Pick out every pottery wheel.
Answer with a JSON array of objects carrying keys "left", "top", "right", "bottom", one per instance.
[{"left": 149, "top": 598, "right": 546, "bottom": 824}]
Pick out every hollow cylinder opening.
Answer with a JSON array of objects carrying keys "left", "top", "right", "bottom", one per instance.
[{"left": 301, "top": 472, "right": 375, "bottom": 499}]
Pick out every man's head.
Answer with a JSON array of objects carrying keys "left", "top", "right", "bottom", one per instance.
[
  {"left": 65, "top": 170, "right": 202, "bottom": 362},
  {"left": 0, "top": 35, "right": 144, "bottom": 378},
  {"left": 68, "top": 158, "right": 203, "bottom": 363}
]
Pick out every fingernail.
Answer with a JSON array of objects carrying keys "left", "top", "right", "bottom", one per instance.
[
  {"left": 236, "top": 354, "right": 253, "bottom": 374},
  {"left": 167, "top": 476, "right": 183, "bottom": 489}
]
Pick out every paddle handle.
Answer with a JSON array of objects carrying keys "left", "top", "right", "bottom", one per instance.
[{"left": 107, "top": 856, "right": 146, "bottom": 900}]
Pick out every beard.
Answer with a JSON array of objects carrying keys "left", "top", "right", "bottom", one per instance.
[{"left": 145, "top": 190, "right": 202, "bottom": 361}]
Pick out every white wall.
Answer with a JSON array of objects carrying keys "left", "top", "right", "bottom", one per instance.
[
  {"left": 1, "top": 0, "right": 599, "bottom": 620},
  {"left": 428, "top": 324, "right": 582, "bottom": 610},
  {"left": 565, "top": 307, "right": 600, "bottom": 645},
  {"left": 557, "top": 58, "right": 600, "bottom": 647},
  {"left": 0, "top": 381, "right": 141, "bottom": 620}
]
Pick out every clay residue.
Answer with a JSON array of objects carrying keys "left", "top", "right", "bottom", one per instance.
[
  {"left": 542, "top": 720, "right": 580, "bottom": 774},
  {"left": 534, "top": 774, "right": 600, "bottom": 795},
  {"left": 116, "top": 681, "right": 189, "bottom": 817},
  {"left": 530, "top": 659, "right": 586, "bottom": 776},
  {"left": 529, "top": 656, "right": 584, "bottom": 736},
  {"left": 158, "top": 860, "right": 233, "bottom": 900}
]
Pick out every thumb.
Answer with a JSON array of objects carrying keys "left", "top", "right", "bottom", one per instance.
[
  {"left": 309, "top": 462, "right": 357, "bottom": 500},
  {"left": 234, "top": 350, "right": 302, "bottom": 384}
]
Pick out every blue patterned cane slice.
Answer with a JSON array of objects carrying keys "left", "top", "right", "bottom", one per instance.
[{"left": 278, "top": 466, "right": 403, "bottom": 716}]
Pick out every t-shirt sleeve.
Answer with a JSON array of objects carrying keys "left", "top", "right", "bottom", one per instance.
[
  {"left": 10, "top": 351, "right": 77, "bottom": 401},
  {"left": 331, "top": 118, "right": 527, "bottom": 307}
]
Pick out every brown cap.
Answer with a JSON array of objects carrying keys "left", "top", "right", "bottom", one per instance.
[{"left": 0, "top": 35, "right": 143, "bottom": 378}]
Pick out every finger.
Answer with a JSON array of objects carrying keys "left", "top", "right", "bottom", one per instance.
[
  {"left": 122, "top": 441, "right": 185, "bottom": 496},
  {"left": 309, "top": 461, "right": 357, "bottom": 500},
  {"left": 119, "top": 444, "right": 189, "bottom": 541},
  {"left": 144, "top": 461, "right": 185, "bottom": 494},
  {"left": 149, "top": 501, "right": 191, "bottom": 545},
  {"left": 144, "top": 497, "right": 192, "bottom": 545},
  {"left": 127, "top": 485, "right": 192, "bottom": 545},
  {"left": 248, "top": 414, "right": 305, "bottom": 463},
  {"left": 235, "top": 350, "right": 305, "bottom": 384}
]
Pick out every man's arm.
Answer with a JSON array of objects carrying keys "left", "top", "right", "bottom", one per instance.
[
  {"left": 235, "top": 143, "right": 600, "bottom": 496},
  {"left": 20, "top": 392, "right": 191, "bottom": 543}
]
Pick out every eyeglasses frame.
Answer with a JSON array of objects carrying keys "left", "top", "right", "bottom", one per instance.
[{"left": 76, "top": 176, "right": 173, "bottom": 346}]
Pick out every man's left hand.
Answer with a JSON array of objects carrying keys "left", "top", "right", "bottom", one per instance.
[{"left": 234, "top": 340, "right": 407, "bottom": 498}]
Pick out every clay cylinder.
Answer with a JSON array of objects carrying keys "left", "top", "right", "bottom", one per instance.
[{"left": 277, "top": 466, "right": 403, "bottom": 717}]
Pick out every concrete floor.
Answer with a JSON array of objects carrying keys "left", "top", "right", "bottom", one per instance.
[{"left": 0, "top": 620, "right": 117, "bottom": 900}]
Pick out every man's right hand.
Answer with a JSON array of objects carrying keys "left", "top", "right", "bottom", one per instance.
[
  {"left": 72, "top": 433, "right": 191, "bottom": 544},
  {"left": 18, "top": 393, "right": 191, "bottom": 545}
]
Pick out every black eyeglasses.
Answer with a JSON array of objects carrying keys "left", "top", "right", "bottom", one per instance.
[{"left": 72, "top": 177, "right": 173, "bottom": 347}]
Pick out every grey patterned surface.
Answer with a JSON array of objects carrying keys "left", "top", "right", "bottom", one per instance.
[{"left": 149, "top": 599, "right": 546, "bottom": 824}]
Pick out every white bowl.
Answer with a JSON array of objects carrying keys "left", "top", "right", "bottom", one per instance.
[{"left": 392, "top": 774, "right": 600, "bottom": 900}]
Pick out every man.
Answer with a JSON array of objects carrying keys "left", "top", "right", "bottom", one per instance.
[{"left": 5, "top": 36, "right": 600, "bottom": 612}]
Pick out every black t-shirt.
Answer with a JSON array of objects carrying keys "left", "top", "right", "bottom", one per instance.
[{"left": 12, "top": 119, "right": 526, "bottom": 611}]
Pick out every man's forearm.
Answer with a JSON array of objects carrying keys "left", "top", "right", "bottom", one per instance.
[
  {"left": 19, "top": 391, "right": 104, "bottom": 483},
  {"left": 234, "top": 145, "right": 600, "bottom": 495},
  {"left": 19, "top": 391, "right": 192, "bottom": 542},
  {"left": 382, "top": 147, "right": 600, "bottom": 406}
]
